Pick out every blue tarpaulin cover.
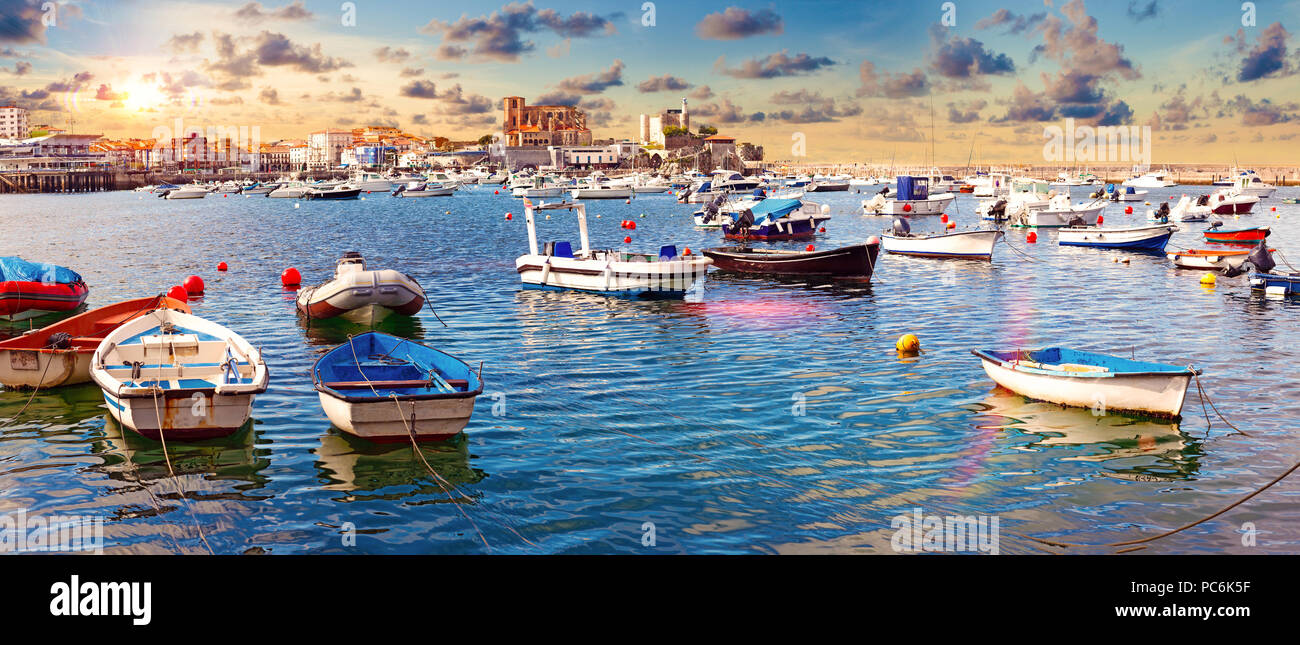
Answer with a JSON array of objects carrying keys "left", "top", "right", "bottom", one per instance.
[
  {"left": 0, "top": 257, "right": 82, "bottom": 284},
  {"left": 896, "top": 176, "right": 930, "bottom": 201},
  {"left": 748, "top": 198, "right": 802, "bottom": 224}
]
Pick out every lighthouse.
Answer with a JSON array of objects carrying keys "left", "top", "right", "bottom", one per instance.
[{"left": 681, "top": 97, "right": 689, "bottom": 132}]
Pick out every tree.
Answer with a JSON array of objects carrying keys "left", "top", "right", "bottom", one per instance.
[
  {"left": 663, "top": 125, "right": 688, "bottom": 137},
  {"left": 477, "top": 134, "right": 495, "bottom": 147},
  {"left": 698, "top": 124, "right": 718, "bottom": 136}
]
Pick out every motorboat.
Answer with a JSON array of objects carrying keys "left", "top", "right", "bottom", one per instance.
[
  {"left": 304, "top": 183, "right": 362, "bottom": 200},
  {"left": 313, "top": 331, "right": 483, "bottom": 442},
  {"left": 0, "top": 295, "right": 189, "bottom": 389},
  {"left": 1232, "top": 170, "right": 1277, "bottom": 198},
  {"left": 0, "top": 256, "right": 89, "bottom": 322},
  {"left": 709, "top": 170, "right": 761, "bottom": 192},
  {"left": 1108, "top": 184, "right": 1148, "bottom": 202},
  {"left": 861, "top": 176, "right": 955, "bottom": 216},
  {"left": 90, "top": 308, "right": 269, "bottom": 440},
  {"left": 1122, "top": 167, "right": 1177, "bottom": 188},
  {"left": 241, "top": 182, "right": 279, "bottom": 196},
  {"left": 392, "top": 181, "right": 455, "bottom": 197},
  {"left": 1204, "top": 188, "right": 1258, "bottom": 214},
  {"left": 1058, "top": 223, "right": 1178, "bottom": 252},
  {"left": 351, "top": 172, "right": 396, "bottom": 193},
  {"left": 1012, "top": 193, "right": 1105, "bottom": 228},
  {"left": 296, "top": 252, "right": 427, "bottom": 322},
  {"left": 971, "top": 347, "right": 1200, "bottom": 418},
  {"left": 1203, "top": 223, "right": 1269, "bottom": 245},
  {"left": 268, "top": 181, "right": 311, "bottom": 198},
  {"left": 515, "top": 199, "right": 711, "bottom": 298},
  {"left": 806, "top": 176, "right": 850, "bottom": 192},
  {"left": 161, "top": 183, "right": 209, "bottom": 199},
  {"left": 570, "top": 173, "right": 632, "bottom": 200},
  {"left": 978, "top": 178, "right": 1052, "bottom": 222},
  {"left": 723, "top": 196, "right": 830, "bottom": 241},
  {"left": 879, "top": 218, "right": 1002, "bottom": 260},
  {"left": 703, "top": 241, "right": 881, "bottom": 278}
]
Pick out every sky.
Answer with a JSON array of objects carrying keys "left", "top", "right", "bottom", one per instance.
[{"left": 1, "top": 0, "right": 1299, "bottom": 164}]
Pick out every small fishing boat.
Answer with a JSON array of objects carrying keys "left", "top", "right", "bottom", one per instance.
[
  {"left": 0, "top": 257, "right": 90, "bottom": 321},
  {"left": 241, "top": 182, "right": 279, "bottom": 196},
  {"left": 722, "top": 197, "right": 830, "bottom": 241},
  {"left": 1251, "top": 272, "right": 1300, "bottom": 295},
  {"left": 161, "top": 184, "right": 209, "bottom": 199},
  {"left": 1203, "top": 223, "right": 1269, "bottom": 245},
  {"left": 879, "top": 218, "right": 1002, "bottom": 260},
  {"left": 1109, "top": 185, "right": 1148, "bottom": 202},
  {"left": 861, "top": 176, "right": 955, "bottom": 215},
  {"left": 313, "top": 331, "right": 483, "bottom": 442},
  {"left": 90, "top": 308, "right": 269, "bottom": 440},
  {"left": 1206, "top": 188, "right": 1258, "bottom": 214},
  {"left": 304, "top": 184, "right": 362, "bottom": 200},
  {"left": 1234, "top": 171, "right": 1277, "bottom": 199},
  {"left": 702, "top": 240, "right": 880, "bottom": 277},
  {"left": 1058, "top": 223, "right": 1178, "bottom": 251},
  {"left": 392, "top": 182, "right": 455, "bottom": 197},
  {"left": 516, "top": 199, "right": 711, "bottom": 297},
  {"left": 297, "top": 252, "right": 426, "bottom": 322},
  {"left": 972, "top": 347, "right": 1199, "bottom": 418},
  {"left": 0, "top": 296, "right": 189, "bottom": 389},
  {"left": 1167, "top": 246, "right": 1274, "bottom": 271}
]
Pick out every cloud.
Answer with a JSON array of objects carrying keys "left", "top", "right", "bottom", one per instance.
[
  {"left": 3, "top": 60, "right": 30, "bottom": 75},
  {"left": 234, "top": 1, "right": 313, "bottom": 22},
  {"left": 1030, "top": 0, "right": 1139, "bottom": 80},
  {"left": 420, "top": 2, "right": 616, "bottom": 63},
  {"left": 253, "top": 31, "right": 351, "bottom": 73},
  {"left": 210, "top": 95, "right": 243, "bottom": 105},
  {"left": 947, "top": 99, "right": 987, "bottom": 123},
  {"left": 636, "top": 74, "right": 691, "bottom": 93},
  {"left": 689, "top": 85, "right": 714, "bottom": 100},
  {"left": 411, "top": 113, "right": 429, "bottom": 125},
  {"left": 374, "top": 46, "right": 411, "bottom": 63},
  {"left": 691, "top": 98, "right": 763, "bottom": 124},
  {"left": 399, "top": 79, "right": 440, "bottom": 99},
  {"left": 695, "top": 7, "right": 783, "bottom": 40},
  {"left": 400, "top": 67, "right": 424, "bottom": 77},
  {"left": 765, "top": 90, "right": 862, "bottom": 123},
  {"left": 715, "top": 50, "right": 835, "bottom": 79},
  {"left": 975, "top": 8, "right": 1046, "bottom": 34},
  {"left": 856, "top": 61, "right": 929, "bottom": 98},
  {"left": 166, "top": 31, "right": 205, "bottom": 54},
  {"left": 94, "top": 84, "right": 125, "bottom": 101},
  {"left": 205, "top": 31, "right": 352, "bottom": 89},
  {"left": 929, "top": 26, "right": 1015, "bottom": 78},
  {"left": 556, "top": 59, "right": 624, "bottom": 94},
  {"left": 0, "top": 0, "right": 48, "bottom": 44},
  {"left": 319, "top": 87, "right": 365, "bottom": 103},
  {"left": 44, "top": 71, "right": 94, "bottom": 92},
  {"left": 993, "top": 82, "right": 1056, "bottom": 122},
  {"left": 437, "top": 84, "right": 495, "bottom": 114},
  {"left": 533, "top": 91, "right": 580, "bottom": 106},
  {"left": 1223, "top": 94, "right": 1299, "bottom": 125},
  {"left": 1126, "top": 0, "right": 1158, "bottom": 21},
  {"left": 434, "top": 44, "right": 467, "bottom": 60},
  {"left": 1232, "top": 22, "right": 1291, "bottom": 82}
]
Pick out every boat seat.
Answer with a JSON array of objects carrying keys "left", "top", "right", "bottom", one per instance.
[
  {"left": 553, "top": 241, "right": 574, "bottom": 258},
  {"left": 658, "top": 245, "right": 678, "bottom": 261},
  {"left": 323, "top": 379, "right": 469, "bottom": 390}
]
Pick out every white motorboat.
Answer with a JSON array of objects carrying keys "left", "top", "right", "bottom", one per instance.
[
  {"left": 516, "top": 199, "right": 711, "bottom": 297},
  {"left": 1110, "top": 185, "right": 1149, "bottom": 202},
  {"left": 1165, "top": 195, "right": 1210, "bottom": 222},
  {"left": 90, "top": 308, "right": 268, "bottom": 440},
  {"left": 1058, "top": 223, "right": 1178, "bottom": 251},
  {"left": 861, "top": 176, "right": 955, "bottom": 215},
  {"left": 393, "top": 181, "right": 455, "bottom": 197},
  {"left": 570, "top": 177, "right": 632, "bottom": 200},
  {"left": 297, "top": 252, "right": 426, "bottom": 322},
  {"left": 1012, "top": 193, "right": 1106, "bottom": 228},
  {"left": 351, "top": 172, "right": 396, "bottom": 193},
  {"left": 268, "top": 181, "right": 311, "bottom": 198},
  {"left": 1233, "top": 171, "right": 1277, "bottom": 198},
  {"left": 972, "top": 348, "right": 1199, "bottom": 418},
  {"left": 162, "top": 184, "right": 209, "bottom": 199},
  {"left": 1122, "top": 167, "right": 1177, "bottom": 188},
  {"left": 879, "top": 218, "right": 1002, "bottom": 260},
  {"left": 426, "top": 171, "right": 461, "bottom": 188}
]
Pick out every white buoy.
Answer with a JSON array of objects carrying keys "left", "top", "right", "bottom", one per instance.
[{"left": 294, "top": 202, "right": 300, "bottom": 209}]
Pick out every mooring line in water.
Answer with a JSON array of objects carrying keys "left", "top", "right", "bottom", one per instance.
[
  {"left": 149, "top": 373, "right": 215, "bottom": 555},
  {"left": 1193, "top": 373, "right": 1247, "bottom": 437}
]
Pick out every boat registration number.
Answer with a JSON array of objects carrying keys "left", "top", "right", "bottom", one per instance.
[{"left": 10, "top": 351, "right": 39, "bottom": 371}]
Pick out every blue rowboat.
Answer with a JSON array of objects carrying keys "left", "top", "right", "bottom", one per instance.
[
  {"left": 971, "top": 347, "right": 1200, "bottom": 418},
  {"left": 1250, "top": 271, "right": 1300, "bottom": 295},
  {"left": 1057, "top": 224, "right": 1178, "bottom": 251},
  {"left": 313, "top": 331, "right": 483, "bottom": 442}
]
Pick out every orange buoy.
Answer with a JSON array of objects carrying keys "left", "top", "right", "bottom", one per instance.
[
  {"left": 281, "top": 267, "right": 301, "bottom": 287},
  {"left": 167, "top": 285, "right": 189, "bottom": 303},
  {"left": 1027, "top": 231, "right": 1038, "bottom": 243},
  {"left": 217, "top": 262, "right": 228, "bottom": 272},
  {"left": 183, "top": 275, "right": 205, "bottom": 295}
]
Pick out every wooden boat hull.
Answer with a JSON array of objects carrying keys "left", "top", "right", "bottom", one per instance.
[
  {"left": 1250, "top": 272, "right": 1300, "bottom": 295},
  {"left": 880, "top": 230, "right": 1002, "bottom": 259},
  {"left": 516, "top": 255, "right": 712, "bottom": 297},
  {"left": 703, "top": 242, "right": 879, "bottom": 277},
  {"left": 103, "top": 388, "right": 256, "bottom": 440},
  {"left": 973, "top": 349, "right": 1195, "bottom": 418},
  {"left": 304, "top": 188, "right": 362, "bottom": 200},
  {"left": 864, "top": 193, "right": 956, "bottom": 215},
  {"left": 1167, "top": 247, "right": 1269, "bottom": 270},
  {"left": 1204, "top": 227, "right": 1269, "bottom": 245},
  {"left": 1058, "top": 225, "right": 1177, "bottom": 251},
  {"left": 318, "top": 393, "right": 476, "bottom": 441}
]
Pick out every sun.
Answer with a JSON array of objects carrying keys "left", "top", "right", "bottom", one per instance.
[{"left": 121, "top": 82, "right": 166, "bottom": 112}]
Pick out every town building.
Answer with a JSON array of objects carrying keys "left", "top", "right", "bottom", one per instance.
[
  {"left": 0, "top": 133, "right": 106, "bottom": 171},
  {"left": 307, "top": 130, "right": 352, "bottom": 170},
  {"left": 502, "top": 96, "right": 592, "bottom": 147},
  {"left": 639, "top": 98, "right": 689, "bottom": 147},
  {"left": 0, "top": 105, "right": 29, "bottom": 139}
]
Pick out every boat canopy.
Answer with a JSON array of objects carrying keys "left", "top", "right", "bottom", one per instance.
[
  {"left": 747, "top": 198, "right": 802, "bottom": 224},
  {"left": 896, "top": 176, "right": 930, "bottom": 201},
  {"left": 0, "top": 256, "right": 82, "bottom": 284}
]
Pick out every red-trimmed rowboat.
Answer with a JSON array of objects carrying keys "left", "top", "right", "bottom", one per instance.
[
  {"left": 0, "top": 295, "right": 190, "bottom": 389},
  {"left": 1203, "top": 226, "right": 1269, "bottom": 246}
]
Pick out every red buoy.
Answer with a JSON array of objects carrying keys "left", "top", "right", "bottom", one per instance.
[
  {"left": 902, "top": 203, "right": 912, "bottom": 213},
  {"left": 183, "top": 275, "right": 205, "bottom": 295},
  {"left": 217, "top": 262, "right": 228, "bottom": 272},
  {"left": 683, "top": 247, "right": 692, "bottom": 256},
  {"left": 623, "top": 236, "right": 632, "bottom": 243},
  {"left": 505, "top": 212, "right": 513, "bottom": 220},
  {"left": 940, "top": 213, "right": 948, "bottom": 223},
  {"left": 805, "top": 244, "right": 815, "bottom": 252},
  {"left": 818, "top": 227, "right": 826, "bottom": 233},
  {"left": 167, "top": 285, "right": 189, "bottom": 303},
  {"left": 1124, "top": 206, "right": 1133, "bottom": 214},
  {"left": 627, "top": 221, "right": 636, "bottom": 230},
  {"left": 1027, "top": 231, "right": 1038, "bottom": 243},
  {"left": 494, "top": 190, "right": 500, "bottom": 195},
  {"left": 1096, "top": 215, "right": 1104, "bottom": 225},
  {"left": 281, "top": 267, "right": 301, "bottom": 287}
]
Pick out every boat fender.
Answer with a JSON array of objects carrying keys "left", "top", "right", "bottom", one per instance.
[{"left": 44, "top": 332, "right": 72, "bottom": 350}]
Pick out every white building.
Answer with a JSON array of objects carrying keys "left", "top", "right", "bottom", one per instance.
[
  {"left": 638, "top": 98, "right": 689, "bottom": 146},
  {"left": 0, "top": 105, "right": 29, "bottom": 139},
  {"left": 307, "top": 130, "right": 352, "bottom": 170},
  {"left": 289, "top": 145, "right": 309, "bottom": 170}
]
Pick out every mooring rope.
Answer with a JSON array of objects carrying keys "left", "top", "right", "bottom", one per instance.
[{"left": 0, "top": 349, "right": 55, "bottom": 429}]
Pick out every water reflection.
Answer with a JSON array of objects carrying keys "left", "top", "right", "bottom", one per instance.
[
  {"left": 312, "top": 430, "right": 486, "bottom": 500},
  {"left": 92, "top": 416, "right": 271, "bottom": 491},
  {"left": 974, "top": 390, "right": 1202, "bottom": 481},
  {"left": 295, "top": 313, "right": 428, "bottom": 347}
]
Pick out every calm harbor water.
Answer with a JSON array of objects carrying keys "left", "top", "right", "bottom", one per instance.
[{"left": 4, "top": 184, "right": 1300, "bottom": 554}]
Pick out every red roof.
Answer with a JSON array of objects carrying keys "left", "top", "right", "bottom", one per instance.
[{"left": 704, "top": 135, "right": 736, "bottom": 142}]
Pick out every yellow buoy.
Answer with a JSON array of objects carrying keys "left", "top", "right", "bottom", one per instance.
[
  {"left": 1200, "top": 273, "right": 1216, "bottom": 286},
  {"left": 896, "top": 334, "right": 921, "bottom": 355}
]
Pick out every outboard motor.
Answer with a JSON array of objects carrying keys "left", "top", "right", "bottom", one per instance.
[
  {"left": 1066, "top": 214, "right": 1086, "bottom": 227},
  {"left": 1223, "top": 244, "right": 1275, "bottom": 277},
  {"left": 1156, "top": 202, "right": 1170, "bottom": 218},
  {"left": 1207, "top": 220, "right": 1223, "bottom": 230},
  {"left": 878, "top": 185, "right": 890, "bottom": 196},
  {"left": 988, "top": 199, "right": 1007, "bottom": 218},
  {"left": 1196, "top": 194, "right": 1210, "bottom": 207},
  {"left": 391, "top": 184, "right": 406, "bottom": 196},
  {"left": 892, "top": 217, "right": 911, "bottom": 237}
]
